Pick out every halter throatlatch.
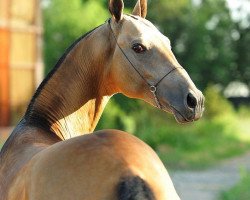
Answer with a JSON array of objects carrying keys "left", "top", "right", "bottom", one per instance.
[{"left": 108, "top": 19, "right": 183, "bottom": 109}]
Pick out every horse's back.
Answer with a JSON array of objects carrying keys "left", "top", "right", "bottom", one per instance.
[{"left": 12, "top": 130, "right": 179, "bottom": 200}]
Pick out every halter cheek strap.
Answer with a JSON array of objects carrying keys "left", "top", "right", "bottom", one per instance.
[{"left": 108, "top": 19, "right": 182, "bottom": 109}]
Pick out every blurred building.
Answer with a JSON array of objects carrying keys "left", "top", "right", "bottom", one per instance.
[
  {"left": 224, "top": 81, "right": 250, "bottom": 108},
  {"left": 0, "top": 0, "right": 43, "bottom": 126}
]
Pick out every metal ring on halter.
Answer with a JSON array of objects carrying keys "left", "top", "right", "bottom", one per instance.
[
  {"left": 150, "top": 85, "right": 157, "bottom": 93},
  {"left": 149, "top": 85, "right": 161, "bottom": 109}
]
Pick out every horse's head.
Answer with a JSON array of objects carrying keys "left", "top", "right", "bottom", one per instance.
[{"left": 108, "top": 0, "right": 204, "bottom": 123}]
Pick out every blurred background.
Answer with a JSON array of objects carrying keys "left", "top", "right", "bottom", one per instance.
[{"left": 0, "top": 0, "right": 250, "bottom": 199}]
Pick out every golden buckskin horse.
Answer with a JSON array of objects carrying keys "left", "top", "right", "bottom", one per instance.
[{"left": 0, "top": 0, "right": 204, "bottom": 199}]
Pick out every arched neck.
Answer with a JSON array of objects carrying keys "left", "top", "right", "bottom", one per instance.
[{"left": 25, "top": 23, "right": 115, "bottom": 140}]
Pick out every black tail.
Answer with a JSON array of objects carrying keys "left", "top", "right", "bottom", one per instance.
[{"left": 117, "top": 176, "right": 155, "bottom": 200}]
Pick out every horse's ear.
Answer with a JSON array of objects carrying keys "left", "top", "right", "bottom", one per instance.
[
  {"left": 132, "top": 0, "right": 147, "bottom": 18},
  {"left": 109, "top": 0, "right": 124, "bottom": 22}
]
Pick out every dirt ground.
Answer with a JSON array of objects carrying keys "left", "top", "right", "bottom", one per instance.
[{"left": 170, "top": 151, "right": 250, "bottom": 200}]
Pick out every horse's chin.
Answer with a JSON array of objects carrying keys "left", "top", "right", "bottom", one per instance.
[
  {"left": 172, "top": 110, "right": 191, "bottom": 124},
  {"left": 162, "top": 105, "right": 192, "bottom": 124},
  {"left": 152, "top": 99, "right": 202, "bottom": 124}
]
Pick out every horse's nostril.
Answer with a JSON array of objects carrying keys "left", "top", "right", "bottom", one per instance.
[{"left": 187, "top": 93, "right": 197, "bottom": 109}]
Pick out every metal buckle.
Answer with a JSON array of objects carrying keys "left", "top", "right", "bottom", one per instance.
[{"left": 150, "top": 85, "right": 157, "bottom": 93}]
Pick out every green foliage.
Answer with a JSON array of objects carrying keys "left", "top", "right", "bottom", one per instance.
[
  {"left": 238, "top": 105, "right": 250, "bottom": 118},
  {"left": 220, "top": 170, "right": 250, "bottom": 200},
  {"left": 133, "top": 107, "right": 250, "bottom": 169},
  {"left": 148, "top": 0, "right": 249, "bottom": 88},
  {"left": 43, "top": 0, "right": 109, "bottom": 74},
  {"left": 204, "top": 85, "right": 235, "bottom": 119},
  {"left": 233, "top": 23, "right": 250, "bottom": 84},
  {"left": 96, "top": 100, "right": 136, "bottom": 133}
]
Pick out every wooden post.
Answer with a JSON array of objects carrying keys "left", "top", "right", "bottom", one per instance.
[
  {"left": 0, "top": 0, "right": 43, "bottom": 125},
  {"left": 0, "top": 0, "right": 10, "bottom": 126},
  {"left": 0, "top": 30, "right": 10, "bottom": 126}
]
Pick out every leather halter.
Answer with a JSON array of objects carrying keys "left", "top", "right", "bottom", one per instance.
[{"left": 108, "top": 19, "right": 182, "bottom": 109}]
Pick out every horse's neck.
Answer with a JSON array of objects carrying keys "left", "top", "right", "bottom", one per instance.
[{"left": 26, "top": 24, "right": 114, "bottom": 140}]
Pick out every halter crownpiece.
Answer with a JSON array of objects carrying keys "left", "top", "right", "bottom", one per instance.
[{"left": 108, "top": 19, "right": 183, "bottom": 109}]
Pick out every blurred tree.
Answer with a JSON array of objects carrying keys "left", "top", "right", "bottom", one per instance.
[
  {"left": 232, "top": 20, "right": 250, "bottom": 87},
  {"left": 204, "top": 85, "right": 234, "bottom": 119},
  {"left": 43, "top": 0, "right": 109, "bottom": 74},
  {"left": 148, "top": 0, "right": 239, "bottom": 89}
]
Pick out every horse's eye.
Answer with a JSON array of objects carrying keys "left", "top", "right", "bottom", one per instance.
[{"left": 132, "top": 43, "right": 146, "bottom": 53}]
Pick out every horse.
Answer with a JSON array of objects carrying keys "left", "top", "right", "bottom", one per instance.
[{"left": 0, "top": 0, "right": 204, "bottom": 199}]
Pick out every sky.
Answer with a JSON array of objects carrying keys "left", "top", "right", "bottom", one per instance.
[
  {"left": 191, "top": 0, "right": 250, "bottom": 27},
  {"left": 227, "top": 0, "right": 250, "bottom": 25}
]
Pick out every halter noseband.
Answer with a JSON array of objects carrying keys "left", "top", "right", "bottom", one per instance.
[{"left": 108, "top": 19, "right": 182, "bottom": 109}]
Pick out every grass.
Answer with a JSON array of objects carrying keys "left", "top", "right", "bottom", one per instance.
[
  {"left": 133, "top": 106, "right": 250, "bottom": 170},
  {"left": 220, "top": 170, "right": 250, "bottom": 200}
]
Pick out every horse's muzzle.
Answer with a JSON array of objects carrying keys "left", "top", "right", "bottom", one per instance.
[{"left": 172, "top": 91, "right": 205, "bottom": 123}]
